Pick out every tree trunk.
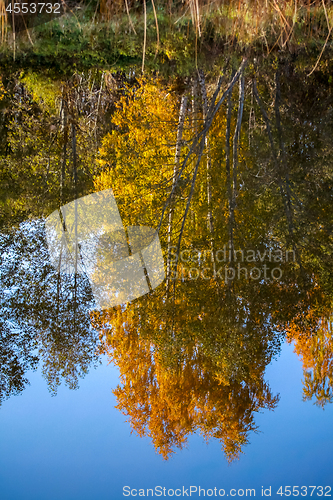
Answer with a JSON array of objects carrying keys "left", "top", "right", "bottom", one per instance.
[
  {"left": 60, "top": 94, "right": 68, "bottom": 207},
  {"left": 225, "top": 78, "right": 233, "bottom": 269},
  {"left": 166, "top": 93, "right": 188, "bottom": 289},
  {"left": 230, "top": 72, "right": 245, "bottom": 260},
  {"left": 198, "top": 69, "right": 215, "bottom": 270}
]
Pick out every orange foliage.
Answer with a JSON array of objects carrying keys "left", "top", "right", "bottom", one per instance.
[
  {"left": 91, "top": 306, "right": 279, "bottom": 462},
  {"left": 285, "top": 284, "right": 333, "bottom": 408},
  {"left": 287, "top": 311, "right": 333, "bottom": 407}
]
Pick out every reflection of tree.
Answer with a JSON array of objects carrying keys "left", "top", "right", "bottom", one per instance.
[
  {"left": 0, "top": 220, "right": 99, "bottom": 403},
  {"left": 1, "top": 56, "right": 333, "bottom": 461},
  {"left": 0, "top": 316, "right": 38, "bottom": 404},
  {"left": 92, "top": 254, "right": 332, "bottom": 459},
  {"left": 287, "top": 308, "right": 333, "bottom": 408},
  {"left": 90, "top": 58, "right": 333, "bottom": 459},
  {"left": 0, "top": 70, "right": 115, "bottom": 228},
  {"left": 0, "top": 69, "right": 115, "bottom": 402},
  {"left": 92, "top": 278, "right": 282, "bottom": 461}
]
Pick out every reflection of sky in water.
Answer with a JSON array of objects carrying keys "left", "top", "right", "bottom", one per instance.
[{"left": 0, "top": 343, "right": 332, "bottom": 500}]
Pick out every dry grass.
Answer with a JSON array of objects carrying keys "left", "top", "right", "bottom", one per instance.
[
  {"left": 192, "top": 0, "right": 332, "bottom": 47},
  {"left": 97, "top": 0, "right": 333, "bottom": 50},
  {"left": 0, "top": 0, "right": 7, "bottom": 43},
  {"left": 1, "top": 0, "right": 333, "bottom": 61}
]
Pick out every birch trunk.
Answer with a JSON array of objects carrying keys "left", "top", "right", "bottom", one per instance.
[
  {"left": 198, "top": 69, "right": 215, "bottom": 269},
  {"left": 225, "top": 79, "right": 233, "bottom": 269},
  {"left": 230, "top": 72, "right": 245, "bottom": 262},
  {"left": 60, "top": 94, "right": 68, "bottom": 207},
  {"left": 166, "top": 94, "right": 188, "bottom": 288}
]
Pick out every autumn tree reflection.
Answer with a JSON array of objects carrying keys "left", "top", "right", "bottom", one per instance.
[
  {"left": 286, "top": 305, "right": 333, "bottom": 408},
  {"left": 90, "top": 60, "right": 333, "bottom": 459},
  {"left": 1, "top": 56, "right": 333, "bottom": 460},
  {"left": 92, "top": 290, "right": 280, "bottom": 462}
]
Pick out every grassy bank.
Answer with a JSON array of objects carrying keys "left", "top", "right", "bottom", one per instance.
[{"left": 0, "top": 0, "right": 333, "bottom": 75}]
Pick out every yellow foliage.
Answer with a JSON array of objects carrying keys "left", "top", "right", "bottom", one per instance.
[
  {"left": 286, "top": 303, "right": 333, "bottom": 407},
  {"left": 95, "top": 77, "right": 185, "bottom": 228},
  {"left": 20, "top": 71, "right": 61, "bottom": 109},
  {"left": 0, "top": 77, "right": 6, "bottom": 101}
]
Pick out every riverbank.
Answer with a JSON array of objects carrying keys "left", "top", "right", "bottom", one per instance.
[{"left": 0, "top": 0, "right": 333, "bottom": 75}]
